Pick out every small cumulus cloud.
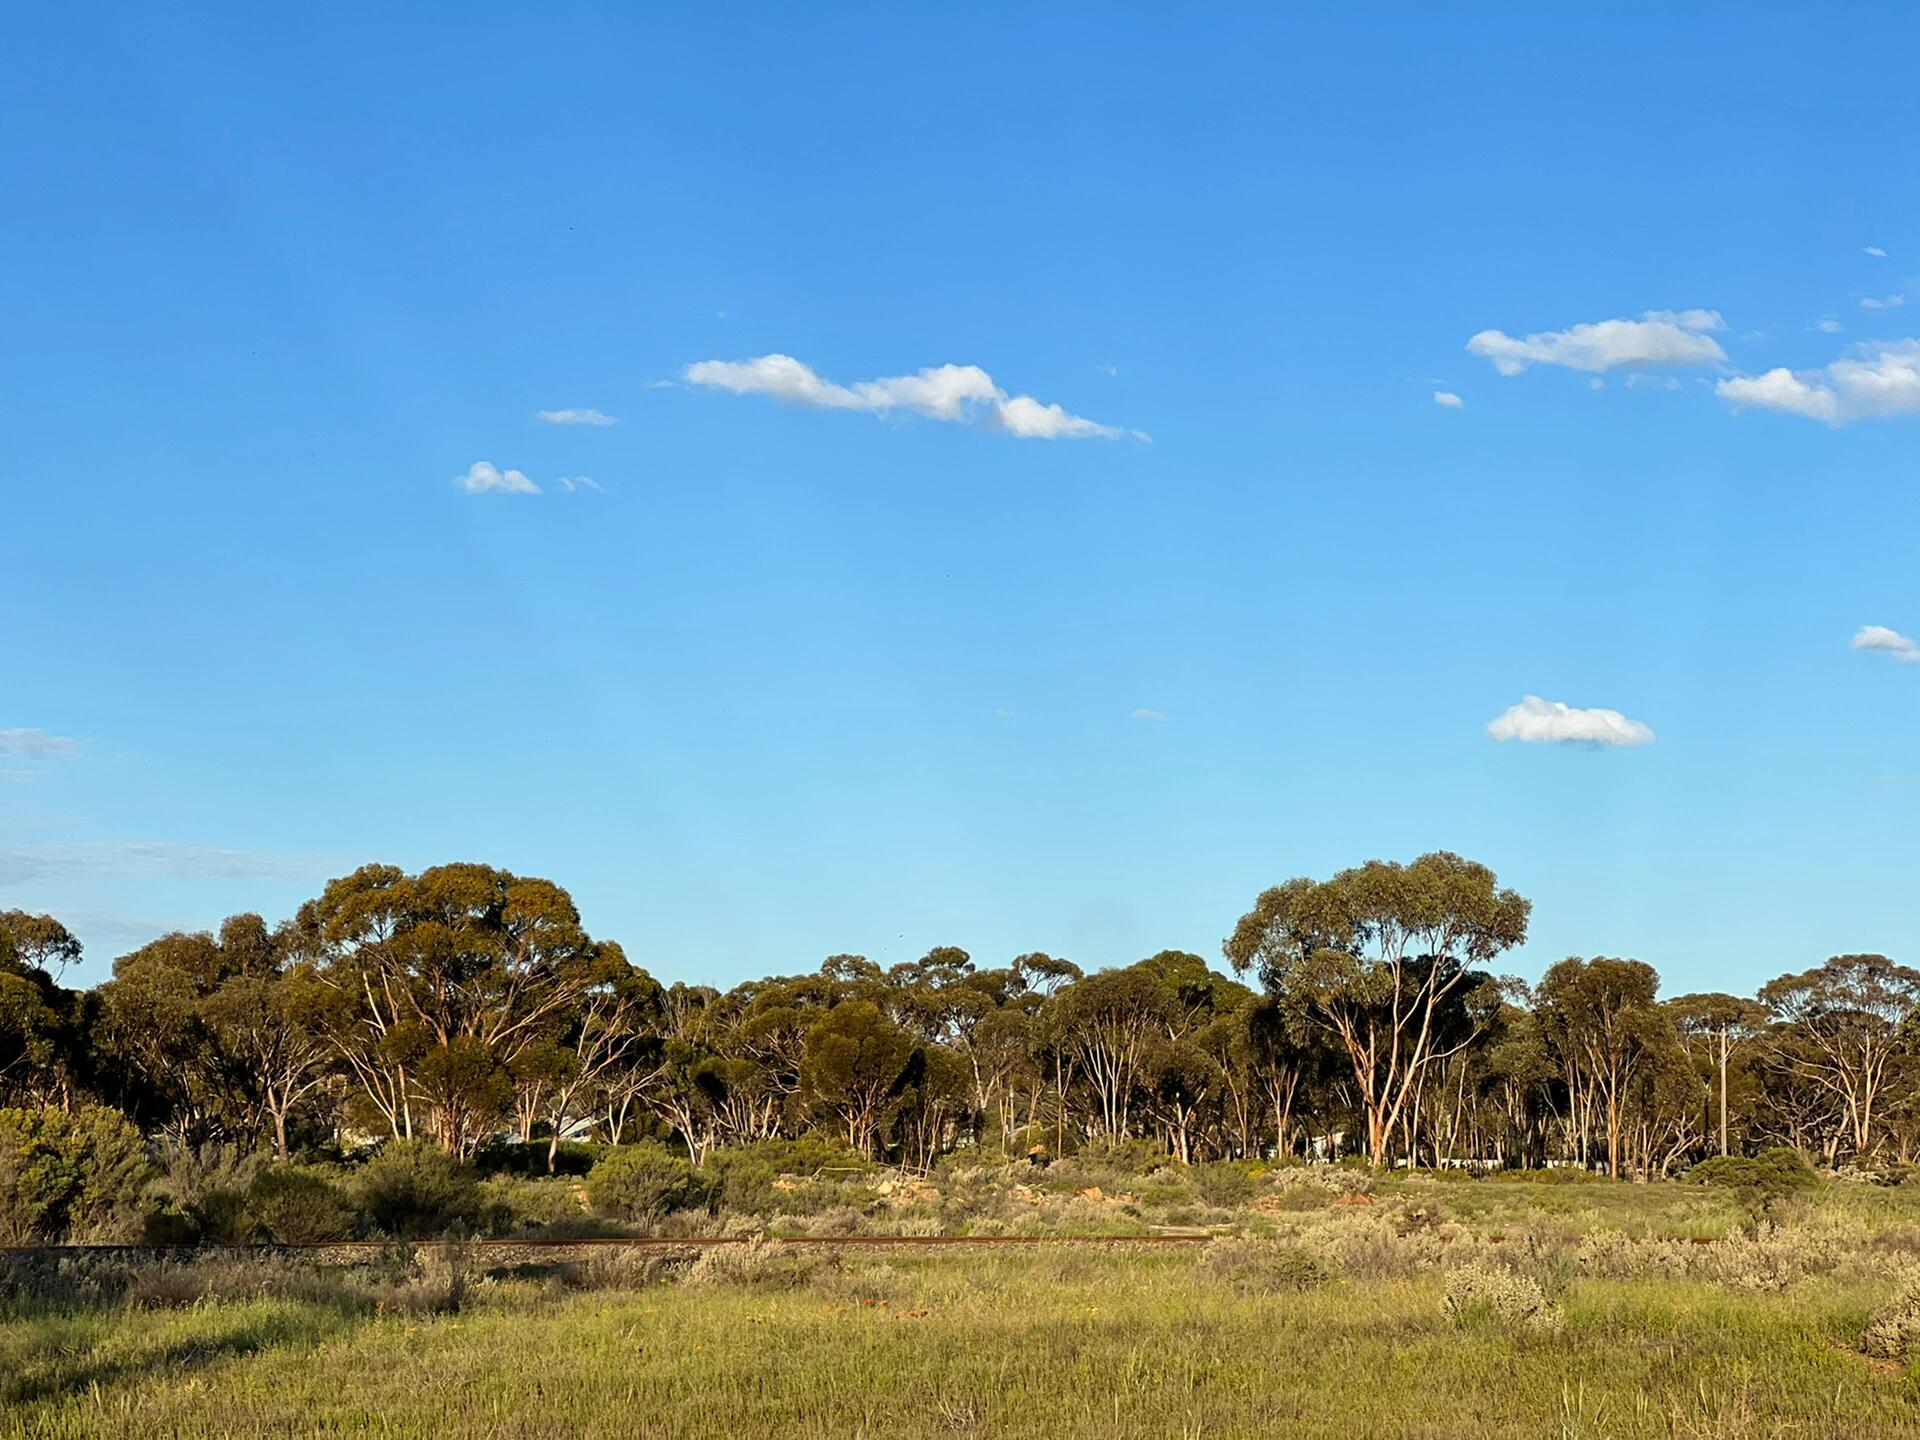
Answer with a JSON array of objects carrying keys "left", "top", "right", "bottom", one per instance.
[
  {"left": 1852, "top": 624, "right": 1920, "bottom": 663},
  {"left": 1487, "top": 695, "right": 1654, "bottom": 748},
  {"left": 684, "top": 354, "right": 1128, "bottom": 440},
  {"left": 0, "top": 728, "right": 80, "bottom": 758},
  {"left": 1433, "top": 390, "right": 1464, "bottom": 409},
  {"left": 1813, "top": 318, "right": 1844, "bottom": 334},
  {"left": 1866, "top": 246, "right": 1889, "bottom": 258},
  {"left": 455, "top": 461, "right": 540, "bottom": 496},
  {"left": 535, "top": 408, "right": 621, "bottom": 426},
  {"left": 1468, "top": 309, "right": 1726, "bottom": 377},
  {"left": 1860, "top": 294, "right": 1906, "bottom": 311},
  {"left": 1129, "top": 708, "right": 1170, "bottom": 723},
  {"left": 1717, "top": 339, "right": 1920, "bottom": 424}
]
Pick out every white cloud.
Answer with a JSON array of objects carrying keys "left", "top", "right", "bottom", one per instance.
[
  {"left": 1866, "top": 245, "right": 1888, "bottom": 258},
  {"left": 1716, "top": 340, "right": 1920, "bottom": 424},
  {"left": 557, "top": 476, "right": 605, "bottom": 494},
  {"left": 1433, "top": 390, "right": 1464, "bottom": 409},
  {"left": 1851, "top": 624, "right": 1920, "bottom": 663},
  {"left": 1129, "top": 708, "right": 1170, "bottom": 722},
  {"left": 1624, "top": 373, "right": 1682, "bottom": 391},
  {"left": 643, "top": 378, "right": 678, "bottom": 390},
  {"left": 455, "top": 461, "right": 540, "bottom": 495},
  {"left": 1486, "top": 695, "right": 1654, "bottom": 748},
  {"left": 0, "top": 728, "right": 80, "bottom": 758},
  {"left": 535, "top": 408, "right": 621, "bottom": 426},
  {"left": 684, "top": 354, "right": 1125, "bottom": 440},
  {"left": 1861, "top": 294, "right": 1906, "bottom": 311},
  {"left": 1468, "top": 309, "right": 1726, "bottom": 376},
  {"left": 1814, "top": 318, "right": 1844, "bottom": 334},
  {"left": 1129, "top": 428, "right": 1153, "bottom": 443}
]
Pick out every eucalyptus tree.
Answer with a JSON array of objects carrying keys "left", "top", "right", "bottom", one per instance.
[
  {"left": 1669, "top": 991, "right": 1771, "bottom": 1158},
  {"left": 1759, "top": 954, "right": 1920, "bottom": 1159},
  {"left": 0, "top": 911, "right": 82, "bottom": 1106},
  {"left": 1536, "top": 957, "right": 1673, "bottom": 1176},
  {"left": 294, "top": 863, "right": 620, "bottom": 1155},
  {"left": 1225, "top": 852, "right": 1528, "bottom": 1166}
]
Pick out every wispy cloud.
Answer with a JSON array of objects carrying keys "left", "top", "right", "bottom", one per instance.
[
  {"left": 0, "top": 841, "right": 334, "bottom": 887},
  {"left": 1487, "top": 696, "right": 1654, "bottom": 748},
  {"left": 1129, "top": 708, "right": 1170, "bottom": 723},
  {"left": 1866, "top": 245, "right": 1888, "bottom": 258},
  {"left": 1717, "top": 340, "right": 1920, "bottom": 424},
  {"left": 684, "top": 354, "right": 1127, "bottom": 440},
  {"left": 1860, "top": 294, "right": 1906, "bottom": 311},
  {"left": 557, "top": 476, "right": 605, "bottom": 494},
  {"left": 455, "top": 461, "right": 541, "bottom": 496},
  {"left": 1433, "top": 390, "right": 1464, "bottom": 409},
  {"left": 0, "top": 729, "right": 80, "bottom": 758},
  {"left": 1852, "top": 624, "right": 1920, "bottom": 663},
  {"left": 1813, "top": 318, "right": 1844, "bottom": 334},
  {"left": 535, "top": 408, "right": 621, "bottom": 427},
  {"left": 1468, "top": 309, "right": 1726, "bottom": 377}
]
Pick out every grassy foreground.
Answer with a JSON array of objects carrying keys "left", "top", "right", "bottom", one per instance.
[{"left": 5, "top": 1243, "right": 1920, "bottom": 1439}]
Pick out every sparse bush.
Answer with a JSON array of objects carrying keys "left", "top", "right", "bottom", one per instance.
[
  {"left": 1442, "top": 1260, "right": 1565, "bottom": 1336},
  {"left": 682, "top": 1234, "right": 824, "bottom": 1289},
  {"left": 354, "top": 1140, "right": 483, "bottom": 1238},
  {"left": 1199, "top": 1236, "right": 1328, "bottom": 1295},
  {"left": 1864, "top": 1276, "right": 1920, "bottom": 1362},
  {"left": 586, "top": 1143, "right": 715, "bottom": 1227},
  {"left": 477, "top": 1175, "right": 593, "bottom": 1236}
]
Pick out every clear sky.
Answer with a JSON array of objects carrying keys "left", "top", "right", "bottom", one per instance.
[{"left": 5, "top": 6, "right": 1920, "bottom": 992}]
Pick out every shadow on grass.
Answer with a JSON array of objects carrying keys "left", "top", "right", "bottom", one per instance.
[{"left": 2, "top": 1305, "right": 361, "bottom": 1410}]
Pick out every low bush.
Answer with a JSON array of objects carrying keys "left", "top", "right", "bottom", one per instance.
[
  {"left": 1684, "top": 1148, "right": 1816, "bottom": 1209},
  {"left": 247, "top": 1165, "right": 357, "bottom": 1244},
  {"left": 586, "top": 1143, "right": 715, "bottom": 1226},
  {"left": 353, "top": 1140, "right": 483, "bottom": 1238},
  {"left": 1442, "top": 1261, "right": 1565, "bottom": 1336},
  {"left": 682, "top": 1234, "right": 825, "bottom": 1289},
  {"left": 1865, "top": 1276, "right": 1920, "bottom": 1362},
  {"left": 1198, "top": 1236, "right": 1327, "bottom": 1294}
]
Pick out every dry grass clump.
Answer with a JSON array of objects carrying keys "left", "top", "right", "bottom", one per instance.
[
  {"left": 1442, "top": 1260, "right": 1565, "bottom": 1337},
  {"left": 1198, "top": 1236, "right": 1327, "bottom": 1295}
]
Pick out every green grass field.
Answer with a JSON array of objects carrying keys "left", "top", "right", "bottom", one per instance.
[{"left": 8, "top": 1174, "right": 1920, "bottom": 1438}]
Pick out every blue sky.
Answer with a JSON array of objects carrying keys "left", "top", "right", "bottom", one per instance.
[{"left": 5, "top": 6, "right": 1920, "bottom": 992}]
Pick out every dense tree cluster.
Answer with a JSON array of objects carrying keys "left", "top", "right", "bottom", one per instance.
[{"left": 6, "top": 852, "right": 1920, "bottom": 1179}]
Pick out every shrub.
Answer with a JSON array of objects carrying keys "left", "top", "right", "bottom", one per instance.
[
  {"left": 682, "top": 1234, "right": 824, "bottom": 1289},
  {"left": 142, "top": 1142, "right": 265, "bottom": 1244},
  {"left": 1443, "top": 1261, "right": 1565, "bottom": 1336},
  {"left": 1199, "top": 1236, "right": 1328, "bottom": 1295},
  {"left": 354, "top": 1140, "right": 483, "bottom": 1238},
  {"left": 1865, "top": 1276, "right": 1920, "bottom": 1362},
  {"left": 0, "top": 1104, "right": 152, "bottom": 1244},
  {"left": 1684, "top": 1148, "right": 1816, "bottom": 1210},
  {"left": 247, "top": 1165, "right": 356, "bottom": 1244},
  {"left": 477, "top": 1175, "right": 594, "bottom": 1236},
  {"left": 586, "top": 1142, "right": 714, "bottom": 1226},
  {"left": 699, "top": 1136, "right": 871, "bottom": 1216}
]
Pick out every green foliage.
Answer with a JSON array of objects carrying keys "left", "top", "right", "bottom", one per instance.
[
  {"left": 586, "top": 1142, "right": 715, "bottom": 1225},
  {"left": 247, "top": 1166, "right": 356, "bottom": 1244},
  {"left": 352, "top": 1140, "right": 482, "bottom": 1238},
  {"left": 0, "top": 1104, "right": 151, "bottom": 1244},
  {"left": 1684, "top": 1147, "right": 1816, "bottom": 1207},
  {"left": 698, "top": 1136, "right": 871, "bottom": 1216}
]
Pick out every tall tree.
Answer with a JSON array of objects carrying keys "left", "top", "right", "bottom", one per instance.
[
  {"left": 1225, "top": 852, "right": 1528, "bottom": 1165},
  {"left": 1759, "top": 954, "right": 1920, "bottom": 1159}
]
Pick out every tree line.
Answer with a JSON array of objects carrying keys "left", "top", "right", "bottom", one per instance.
[{"left": 5, "top": 851, "right": 1918, "bottom": 1178}]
